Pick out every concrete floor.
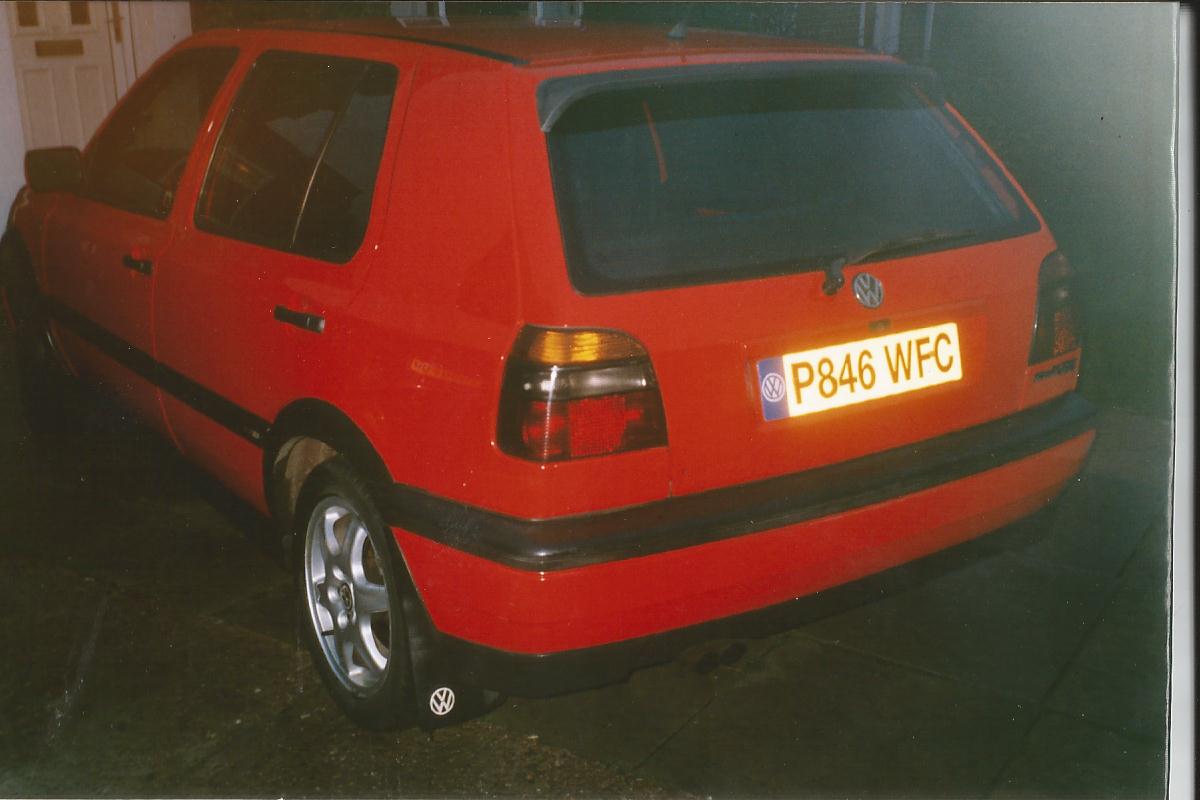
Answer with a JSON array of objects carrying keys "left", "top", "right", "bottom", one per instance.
[{"left": 0, "top": 336, "right": 1171, "bottom": 797}]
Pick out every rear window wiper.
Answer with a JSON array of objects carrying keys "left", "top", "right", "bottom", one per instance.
[{"left": 822, "top": 228, "right": 983, "bottom": 296}]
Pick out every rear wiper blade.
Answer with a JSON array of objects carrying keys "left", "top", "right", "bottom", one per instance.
[
  {"left": 847, "top": 228, "right": 984, "bottom": 266},
  {"left": 821, "top": 229, "right": 983, "bottom": 296}
]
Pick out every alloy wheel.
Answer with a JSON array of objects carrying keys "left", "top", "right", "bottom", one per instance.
[{"left": 303, "top": 497, "right": 393, "bottom": 693}]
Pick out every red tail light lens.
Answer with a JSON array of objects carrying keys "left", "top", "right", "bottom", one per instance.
[
  {"left": 520, "top": 400, "right": 568, "bottom": 460},
  {"left": 500, "top": 327, "right": 667, "bottom": 462},
  {"left": 1029, "top": 251, "right": 1081, "bottom": 364}
]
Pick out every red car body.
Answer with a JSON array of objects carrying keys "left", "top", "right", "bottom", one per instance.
[{"left": 3, "top": 19, "right": 1094, "bottom": 720}]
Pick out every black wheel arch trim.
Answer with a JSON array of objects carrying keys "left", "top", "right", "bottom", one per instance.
[
  {"left": 264, "top": 398, "right": 396, "bottom": 526},
  {"left": 377, "top": 392, "right": 1097, "bottom": 573}
]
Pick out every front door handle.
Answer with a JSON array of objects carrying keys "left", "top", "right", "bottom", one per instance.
[
  {"left": 273, "top": 305, "right": 325, "bottom": 334},
  {"left": 122, "top": 254, "right": 152, "bottom": 275}
]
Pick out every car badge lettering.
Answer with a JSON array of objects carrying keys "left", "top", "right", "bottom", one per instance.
[{"left": 853, "top": 272, "right": 885, "bottom": 309}]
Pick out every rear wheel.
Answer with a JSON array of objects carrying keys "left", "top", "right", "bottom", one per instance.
[{"left": 295, "top": 457, "right": 415, "bottom": 729}]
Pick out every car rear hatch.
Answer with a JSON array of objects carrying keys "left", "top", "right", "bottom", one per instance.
[{"left": 541, "top": 60, "right": 1052, "bottom": 496}]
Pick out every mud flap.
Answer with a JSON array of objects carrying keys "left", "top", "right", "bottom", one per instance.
[{"left": 400, "top": 580, "right": 505, "bottom": 730}]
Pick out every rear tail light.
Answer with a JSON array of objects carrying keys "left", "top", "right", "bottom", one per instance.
[
  {"left": 499, "top": 327, "right": 667, "bottom": 462},
  {"left": 1029, "top": 250, "right": 1081, "bottom": 364}
]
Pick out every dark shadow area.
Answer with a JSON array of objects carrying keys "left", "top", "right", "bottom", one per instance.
[{"left": 3, "top": 340, "right": 285, "bottom": 569}]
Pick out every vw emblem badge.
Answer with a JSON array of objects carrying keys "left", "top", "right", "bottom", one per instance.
[
  {"left": 760, "top": 372, "right": 786, "bottom": 403},
  {"left": 429, "top": 686, "right": 456, "bottom": 716},
  {"left": 852, "top": 272, "right": 885, "bottom": 309}
]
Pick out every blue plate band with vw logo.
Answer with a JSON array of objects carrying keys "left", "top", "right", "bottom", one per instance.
[{"left": 756, "top": 357, "right": 789, "bottom": 421}]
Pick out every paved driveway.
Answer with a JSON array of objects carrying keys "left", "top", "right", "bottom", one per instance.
[{"left": 0, "top": 336, "right": 1170, "bottom": 797}]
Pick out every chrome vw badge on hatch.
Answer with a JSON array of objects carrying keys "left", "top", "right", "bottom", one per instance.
[{"left": 852, "top": 272, "right": 884, "bottom": 309}]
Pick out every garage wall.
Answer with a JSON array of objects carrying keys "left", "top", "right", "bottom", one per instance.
[
  {"left": 0, "top": 9, "right": 27, "bottom": 216},
  {"left": 927, "top": 4, "right": 1176, "bottom": 418}
]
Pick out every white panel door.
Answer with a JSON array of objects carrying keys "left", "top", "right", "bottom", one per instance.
[{"left": 7, "top": 1, "right": 118, "bottom": 149}]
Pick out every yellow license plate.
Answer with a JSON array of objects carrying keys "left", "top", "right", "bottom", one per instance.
[{"left": 756, "top": 323, "right": 963, "bottom": 420}]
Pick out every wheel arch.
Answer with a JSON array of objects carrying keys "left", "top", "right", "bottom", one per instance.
[{"left": 264, "top": 398, "right": 395, "bottom": 531}]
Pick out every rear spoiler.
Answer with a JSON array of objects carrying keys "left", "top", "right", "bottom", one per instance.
[{"left": 537, "top": 60, "right": 944, "bottom": 132}]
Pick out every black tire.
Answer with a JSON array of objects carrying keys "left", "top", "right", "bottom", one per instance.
[
  {"left": 1, "top": 235, "right": 76, "bottom": 435},
  {"left": 294, "top": 457, "right": 416, "bottom": 729}
]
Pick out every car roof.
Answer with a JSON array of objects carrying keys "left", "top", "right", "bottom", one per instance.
[{"left": 245, "top": 17, "right": 871, "bottom": 68}]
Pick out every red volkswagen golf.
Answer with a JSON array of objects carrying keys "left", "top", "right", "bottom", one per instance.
[{"left": 1, "top": 19, "right": 1093, "bottom": 728}]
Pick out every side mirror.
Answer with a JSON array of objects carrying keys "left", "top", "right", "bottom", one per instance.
[{"left": 24, "top": 147, "right": 83, "bottom": 193}]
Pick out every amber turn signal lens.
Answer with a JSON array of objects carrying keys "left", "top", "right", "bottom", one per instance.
[{"left": 517, "top": 328, "right": 647, "bottom": 365}]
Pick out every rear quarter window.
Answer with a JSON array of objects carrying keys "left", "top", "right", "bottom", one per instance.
[
  {"left": 547, "top": 72, "right": 1039, "bottom": 294},
  {"left": 196, "top": 50, "right": 396, "bottom": 263}
]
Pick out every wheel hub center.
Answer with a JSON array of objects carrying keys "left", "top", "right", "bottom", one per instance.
[{"left": 338, "top": 582, "right": 354, "bottom": 613}]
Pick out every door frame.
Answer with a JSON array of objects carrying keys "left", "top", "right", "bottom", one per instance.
[
  {"left": 3, "top": 1, "right": 127, "bottom": 147},
  {"left": 106, "top": 0, "right": 134, "bottom": 95}
]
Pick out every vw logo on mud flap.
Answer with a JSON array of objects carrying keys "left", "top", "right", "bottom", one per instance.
[
  {"left": 852, "top": 272, "right": 885, "bottom": 309},
  {"left": 429, "top": 687, "right": 456, "bottom": 716}
]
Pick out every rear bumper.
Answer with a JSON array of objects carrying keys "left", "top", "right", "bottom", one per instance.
[{"left": 383, "top": 394, "right": 1095, "bottom": 690}]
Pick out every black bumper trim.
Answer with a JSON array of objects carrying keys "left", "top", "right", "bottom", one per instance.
[
  {"left": 431, "top": 510, "right": 1063, "bottom": 698},
  {"left": 380, "top": 393, "right": 1096, "bottom": 572}
]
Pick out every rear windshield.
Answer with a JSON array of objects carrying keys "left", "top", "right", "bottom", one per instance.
[{"left": 547, "top": 73, "right": 1040, "bottom": 294}]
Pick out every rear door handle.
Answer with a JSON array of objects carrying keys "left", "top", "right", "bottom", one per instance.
[
  {"left": 122, "top": 254, "right": 153, "bottom": 275},
  {"left": 273, "top": 305, "right": 325, "bottom": 334}
]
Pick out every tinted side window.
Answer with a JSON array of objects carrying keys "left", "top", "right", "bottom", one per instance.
[
  {"left": 293, "top": 65, "right": 395, "bottom": 262},
  {"left": 83, "top": 48, "right": 238, "bottom": 219},
  {"left": 197, "top": 51, "right": 397, "bottom": 262}
]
